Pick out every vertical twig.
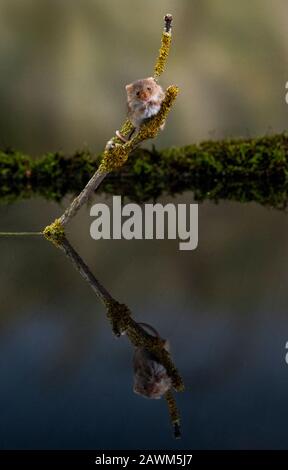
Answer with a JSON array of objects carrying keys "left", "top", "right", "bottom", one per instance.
[
  {"left": 154, "top": 14, "right": 173, "bottom": 79},
  {"left": 165, "top": 390, "right": 181, "bottom": 439}
]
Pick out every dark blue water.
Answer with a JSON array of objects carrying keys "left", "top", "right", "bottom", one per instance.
[{"left": 0, "top": 194, "right": 288, "bottom": 449}]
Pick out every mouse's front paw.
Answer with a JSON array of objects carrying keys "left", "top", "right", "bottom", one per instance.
[{"left": 105, "top": 139, "right": 116, "bottom": 150}]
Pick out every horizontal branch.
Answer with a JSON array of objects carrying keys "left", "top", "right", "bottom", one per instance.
[{"left": 1, "top": 133, "right": 288, "bottom": 208}]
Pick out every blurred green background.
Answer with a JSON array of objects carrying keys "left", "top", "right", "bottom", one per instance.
[{"left": 0, "top": 0, "right": 288, "bottom": 155}]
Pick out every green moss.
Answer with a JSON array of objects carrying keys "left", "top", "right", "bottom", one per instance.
[
  {"left": 43, "top": 218, "right": 65, "bottom": 246},
  {"left": 2, "top": 134, "right": 288, "bottom": 209},
  {"left": 0, "top": 149, "right": 31, "bottom": 181}
]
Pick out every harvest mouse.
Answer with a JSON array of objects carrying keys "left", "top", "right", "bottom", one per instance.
[{"left": 116, "top": 77, "right": 165, "bottom": 143}]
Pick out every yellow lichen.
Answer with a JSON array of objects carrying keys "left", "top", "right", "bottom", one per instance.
[
  {"left": 43, "top": 218, "right": 65, "bottom": 247},
  {"left": 98, "top": 141, "right": 133, "bottom": 173},
  {"left": 165, "top": 390, "right": 181, "bottom": 439},
  {"left": 107, "top": 119, "right": 135, "bottom": 149},
  {"left": 154, "top": 32, "right": 172, "bottom": 78},
  {"left": 106, "top": 299, "right": 132, "bottom": 336},
  {"left": 137, "top": 85, "right": 179, "bottom": 141},
  {"left": 119, "top": 119, "right": 134, "bottom": 137}
]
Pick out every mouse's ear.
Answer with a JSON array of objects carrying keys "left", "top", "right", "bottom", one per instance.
[{"left": 125, "top": 83, "right": 133, "bottom": 92}]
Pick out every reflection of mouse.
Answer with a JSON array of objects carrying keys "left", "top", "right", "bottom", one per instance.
[{"left": 133, "top": 323, "right": 171, "bottom": 399}]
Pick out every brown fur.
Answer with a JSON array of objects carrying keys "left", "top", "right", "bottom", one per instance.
[{"left": 125, "top": 77, "right": 165, "bottom": 128}]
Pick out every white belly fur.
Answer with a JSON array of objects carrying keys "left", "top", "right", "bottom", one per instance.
[{"left": 143, "top": 103, "right": 161, "bottom": 118}]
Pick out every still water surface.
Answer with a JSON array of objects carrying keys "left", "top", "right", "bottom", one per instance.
[{"left": 0, "top": 193, "right": 287, "bottom": 449}]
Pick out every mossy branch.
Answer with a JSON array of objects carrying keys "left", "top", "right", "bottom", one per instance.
[
  {"left": 43, "top": 218, "right": 65, "bottom": 247},
  {"left": 40, "top": 13, "right": 176, "bottom": 237},
  {"left": 165, "top": 389, "right": 181, "bottom": 439},
  {"left": 154, "top": 14, "right": 173, "bottom": 78},
  {"left": 2, "top": 133, "right": 288, "bottom": 209}
]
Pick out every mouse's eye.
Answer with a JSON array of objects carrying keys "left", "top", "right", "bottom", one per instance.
[
  {"left": 136, "top": 91, "right": 140, "bottom": 97},
  {"left": 147, "top": 87, "right": 151, "bottom": 91}
]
